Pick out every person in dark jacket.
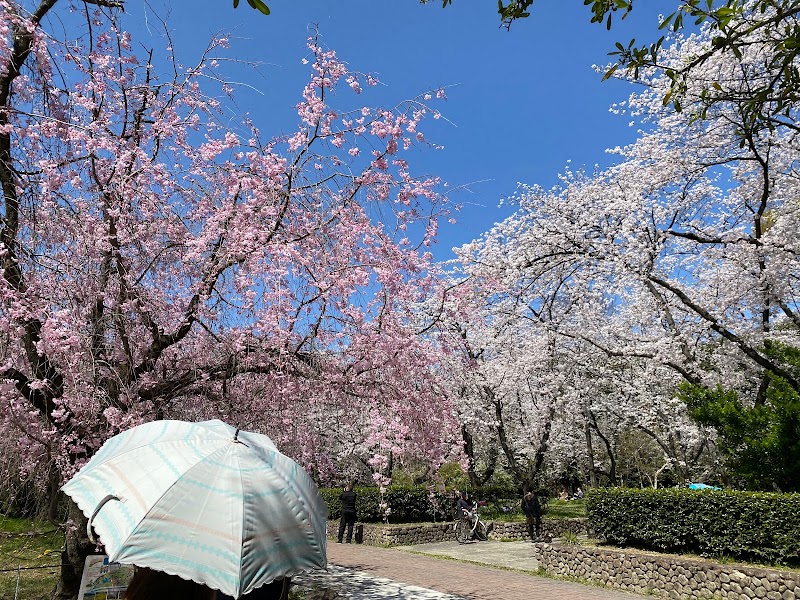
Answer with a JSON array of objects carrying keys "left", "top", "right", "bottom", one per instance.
[
  {"left": 521, "top": 489, "right": 541, "bottom": 541},
  {"left": 124, "top": 567, "right": 215, "bottom": 600},
  {"left": 456, "top": 490, "right": 474, "bottom": 528},
  {"left": 337, "top": 483, "right": 357, "bottom": 543}
]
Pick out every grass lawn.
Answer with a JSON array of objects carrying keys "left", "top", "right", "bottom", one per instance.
[
  {"left": 480, "top": 498, "right": 587, "bottom": 522},
  {"left": 0, "top": 516, "right": 63, "bottom": 600},
  {"left": 543, "top": 499, "right": 586, "bottom": 519},
  {"left": 0, "top": 516, "right": 331, "bottom": 600}
]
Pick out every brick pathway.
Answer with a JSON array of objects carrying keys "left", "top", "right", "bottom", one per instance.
[
  {"left": 297, "top": 564, "right": 465, "bottom": 599},
  {"left": 307, "top": 541, "right": 644, "bottom": 600}
]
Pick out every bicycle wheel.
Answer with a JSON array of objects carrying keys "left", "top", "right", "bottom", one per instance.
[
  {"left": 474, "top": 520, "right": 488, "bottom": 541},
  {"left": 454, "top": 520, "right": 470, "bottom": 544}
]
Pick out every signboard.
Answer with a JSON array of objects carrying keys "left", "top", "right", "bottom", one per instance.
[{"left": 77, "top": 555, "right": 134, "bottom": 600}]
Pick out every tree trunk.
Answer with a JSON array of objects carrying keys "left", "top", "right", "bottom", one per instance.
[
  {"left": 54, "top": 499, "right": 94, "bottom": 600},
  {"left": 583, "top": 406, "right": 598, "bottom": 487},
  {"left": 461, "top": 423, "right": 497, "bottom": 487},
  {"left": 589, "top": 412, "right": 617, "bottom": 484},
  {"left": 523, "top": 405, "right": 556, "bottom": 490}
]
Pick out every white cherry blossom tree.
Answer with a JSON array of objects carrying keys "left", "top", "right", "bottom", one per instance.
[{"left": 452, "top": 2, "right": 796, "bottom": 490}]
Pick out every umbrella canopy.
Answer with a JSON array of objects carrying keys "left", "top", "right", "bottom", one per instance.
[{"left": 62, "top": 419, "right": 327, "bottom": 598}]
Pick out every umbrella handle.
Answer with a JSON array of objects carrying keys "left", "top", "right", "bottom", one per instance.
[{"left": 87, "top": 494, "right": 121, "bottom": 544}]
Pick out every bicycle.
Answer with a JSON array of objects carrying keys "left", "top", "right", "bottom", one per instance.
[{"left": 453, "top": 500, "right": 488, "bottom": 544}]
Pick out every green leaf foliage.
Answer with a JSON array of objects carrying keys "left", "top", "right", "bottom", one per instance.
[
  {"left": 247, "top": 0, "right": 270, "bottom": 14},
  {"left": 232, "top": 0, "right": 270, "bottom": 14},
  {"left": 680, "top": 343, "right": 800, "bottom": 492},
  {"left": 587, "top": 487, "right": 800, "bottom": 565}
]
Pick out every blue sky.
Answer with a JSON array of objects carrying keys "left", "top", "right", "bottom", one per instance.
[{"left": 125, "top": 0, "right": 667, "bottom": 260}]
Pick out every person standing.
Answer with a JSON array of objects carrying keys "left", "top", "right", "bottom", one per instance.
[
  {"left": 521, "top": 488, "right": 541, "bottom": 542},
  {"left": 337, "top": 483, "right": 357, "bottom": 543}
]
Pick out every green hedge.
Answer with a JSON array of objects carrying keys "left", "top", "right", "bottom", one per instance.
[
  {"left": 321, "top": 484, "right": 519, "bottom": 523},
  {"left": 587, "top": 487, "right": 800, "bottom": 565}
]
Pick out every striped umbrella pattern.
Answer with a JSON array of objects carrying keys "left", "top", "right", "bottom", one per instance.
[{"left": 63, "top": 419, "right": 327, "bottom": 598}]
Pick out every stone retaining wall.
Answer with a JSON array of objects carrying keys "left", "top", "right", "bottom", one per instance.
[
  {"left": 533, "top": 542, "right": 800, "bottom": 600},
  {"left": 489, "top": 519, "right": 586, "bottom": 541},
  {"left": 326, "top": 520, "right": 452, "bottom": 545},
  {"left": 326, "top": 518, "right": 586, "bottom": 546}
]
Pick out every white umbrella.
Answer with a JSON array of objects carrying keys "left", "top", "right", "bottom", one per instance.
[{"left": 62, "top": 419, "right": 327, "bottom": 598}]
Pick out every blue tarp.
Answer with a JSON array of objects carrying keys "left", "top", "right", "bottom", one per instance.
[{"left": 688, "top": 483, "right": 721, "bottom": 490}]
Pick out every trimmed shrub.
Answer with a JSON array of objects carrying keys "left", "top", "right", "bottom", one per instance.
[
  {"left": 321, "top": 486, "right": 440, "bottom": 523},
  {"left": 321, "top": 484, "right": 520, "bottom": 523},
  {"left": 587, "top": 487, "right": 800, "bottom": 565}
]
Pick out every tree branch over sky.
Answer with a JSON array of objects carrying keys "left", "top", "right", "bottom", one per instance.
[{"left": 421, "top": 1, "right": 800, "bottom": 137}]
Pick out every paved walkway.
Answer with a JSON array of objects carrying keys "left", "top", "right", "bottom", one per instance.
[
  {"left": 394, "top": 539, "right": 543, "bottom": 572},
  {"left": 294, "top": 541, "right": 644, "bottom": 600}
]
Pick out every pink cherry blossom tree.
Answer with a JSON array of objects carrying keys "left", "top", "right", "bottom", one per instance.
[{"left": 0, "top": 1, "right": 460, "bottom": 595}]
